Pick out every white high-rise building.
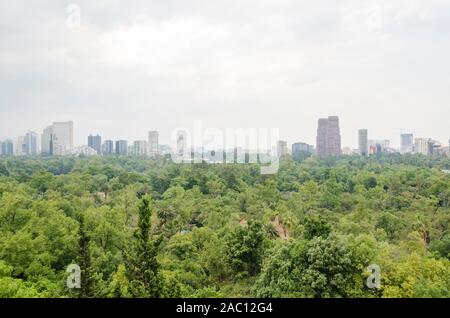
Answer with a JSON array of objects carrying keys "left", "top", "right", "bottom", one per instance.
[
  {"left": 401, "top": 134, "right": 414, "bottom": 154},
  {"left": 41, "top": 126, "right": 54, "bottom": 155},
  {"left": 148, "top": 131, "right": 159, "bottom": 158},
  {"left": 277, "top": 140, "right": 288, "bottom": 157},
  {"left": 15, "top": 136, "right": 26, "bottom": 156},
  {"left": 24, "top": 131, "right": 38, "bottom": 155},
  {"left": 134, "top": 140, "right": 148, "bottom": 156},
  {"left": 414, "top": 138, "right": 432, "bottom": 156},
  {"left": 41, "top": 121, "right": 73, "bottom": 156},
  {"left": 52, "top": 121, "right": 74, "bottom": 155},
  {"left": 358, "top": 129, "right": 368, "bottom": 157}
]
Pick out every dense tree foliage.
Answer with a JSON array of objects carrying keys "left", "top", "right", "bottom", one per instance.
[{"left": 0, "top": 154, "right": 449, "bottom": 298}]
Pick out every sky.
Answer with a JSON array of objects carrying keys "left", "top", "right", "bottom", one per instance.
[{"left": 0, "top": 0, "right": 449, "bottom": 149}]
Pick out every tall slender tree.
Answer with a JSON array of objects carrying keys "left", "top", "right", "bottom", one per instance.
[
  {"left": 126, "top": 195, "right": 163, "bottom": 297},
  {"left": 77, "top": 214, "right": 94, "bottom": 298}
]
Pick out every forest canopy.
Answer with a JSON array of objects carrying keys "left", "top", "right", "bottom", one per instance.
[{"left": 0, "top": 154, "right": 449, "bottom": 298}]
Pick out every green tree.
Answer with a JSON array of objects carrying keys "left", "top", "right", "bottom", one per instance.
[
  {"left": 125, "top": 196, "right": 163, "bottom": 297},
  {"left": 76, "top": 215, "right": 95, "bottom": 298},
  {"left": 226, "top": 221, "right": 265, "bottom": 276}
]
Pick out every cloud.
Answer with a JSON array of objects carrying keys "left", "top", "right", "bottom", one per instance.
[{"left": 0, "top": 0, "right": 449, "bottom": 148}]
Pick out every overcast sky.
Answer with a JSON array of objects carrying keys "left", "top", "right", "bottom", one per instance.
[{"left": 0, "top": 0, "right": 449, "bottom": 149}]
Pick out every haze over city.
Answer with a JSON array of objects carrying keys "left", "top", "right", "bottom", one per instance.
[{"left": 1, "top": 0, "right": 450, "bottom": 148}]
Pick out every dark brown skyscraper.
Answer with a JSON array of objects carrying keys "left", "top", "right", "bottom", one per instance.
[{"left": 316, "top": 116, "right": 341, "bottom": 156}]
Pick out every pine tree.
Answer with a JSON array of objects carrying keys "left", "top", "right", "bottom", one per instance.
[
  {"left": 77, "top": 214, "right": 95, "bottom": 298},
  {"left": 126, "top": 195, "right": 163, "bottom": 297}
]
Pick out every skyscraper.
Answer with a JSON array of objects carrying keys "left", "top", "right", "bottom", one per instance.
[
  {"left": 148, "top": 131, "right": 159, "bottom": 158},
  {"left": 88, "top": 134, "right": 102, "bottom": 154},
  {"left": 414, "top": 138, "right": 432, "bottom": 156},
  {"left": 15, "top": 136, "right": 26, "bottom": 156},
  {"left": 358, "top": 129, "right": 368, "bottom": 157},
  {"left": 316, "top": 116, "right": 341, "bottom": 156},
  {"left": 24, "top": 131, "right": 38, "bottom": 155},
  {"left": 115, "top": 140, "right": 128, "bottom": 155},
  {"left": 104, "top": 140, "right": 114, "bottom": 155},
  {"left": 277, "top": 140, "right": 288, "bottom": 157},
  {"left": 401, "top": 133, "right": 414, "bottom": 154},
  {"left": 41, "top": 126, "right": 54, "bottom": 155},
  {"left": 41, "top": 121, "right": 74, "bottom": 156},
  {"left": 1, "top": 139, "right": 14, "bottom": 156},
  {"left": 134, "top": 140, "right": 148, "bottom": 156},
  {"left": 52, "top": 121, "right": 74, "bottom": 155}
]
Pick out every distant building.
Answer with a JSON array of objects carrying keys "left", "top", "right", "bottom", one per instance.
[
  {"left": 316, "top": 116, "right": 341, "bottom": 156},
  {"left": 369, "top": 139, "right": 390, "bottom": 154},
  {"left": 342, "top": 147, "right": 353, "bottom": 155},
  {"left": 134, "top": 140, "right": 148, "bottom": 156},
  {"left": 41, "top": 121, "right": 74, "bottom": 156},
  {"left": 358, "top": 129, "right": 368, "bottom": 157},
  {"left": 277, "top": 140, "right": 288, "bottom": 157},
  {"left": 103, "top": 140, "right": 114, "bottom": 155},
  {"left": 401, "top": 134, "right": 414, "bottom": 154},
  {"left": 428, "top": 140, "right": 444, "bottom": 156},
  {"left": 41, "top": 126, "right": 55, "bottom": 155},
  {"left": 1, "top": 139, "right": 14, "bottom": 156},
  {"left": 292, "top": 142, "right": 313, "bottom": 160},
  {"left": 159, "top": 144, "right": 172, "bottom": 155},
  {"left": 414, "top": 138, "right": 432, "bottom": 156},
  {"left": 148, "top": 131, "right": 159, "bottom": 157},
  {"left": 15, "top": 136, "right": 26, "bottom": 156},
  {"left": 115, "top": 140, "right": 128, "bottom": 155},
  {"left": 52, "top": 121, "right": 74, "bottom": 155},
  {"left": 74, "top": 145, "right": 98, "bottom": 156},
  {"left": 24, "top": 131, "right": 38, "bottom": 155},
  {"left": 88, "top": 134, "right": 102, "bottom": 154}
]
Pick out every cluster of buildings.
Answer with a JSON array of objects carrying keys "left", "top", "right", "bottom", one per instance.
[
  {"left": 0, "top": 121, "right": 162, "bottom": 158},
  {"left": 1, "top": 117, "right": 449, "bottom": 159},
  {"left": 85, "top": 131, "right": 160, "bottom": 157},
  {"left": 275, "top": 116, "right": 449, "bottom": 159}
]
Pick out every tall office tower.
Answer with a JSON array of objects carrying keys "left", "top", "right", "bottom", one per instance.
[
  {"left": 414, "top": 138, "right": 432, "bottom": 155},
  {"left": 358, "top": 129, "right": 369, "bottom": 157},
  {"left": 1, "top": 139, "right": 14, "bottom": 156},
  {"left": 316, "top": 116, "right": 342, "bottom": 156},
  {"left": 104, "top": 140, "right": 114, "bottom": 155},
  {"left": 52, "top": 121, "right": 74, "bottom": 155},
  {"left": 134, "top": 140, "right": 148, "bottom": 156},
  {"left": 88, "top": 134, "right": 102, "bottom": 154},
  {"left": 15, "top": 136, "right": 27, "bottom": 156},
  {"left": 277, "top": 140, "right": 288, "bottom": 157},
  {"left": 400, "top": 133, "right": 414, "bottom": 154},
  {"left": 41, "top": 121, "right": 73, "bottom": 156},
  {"left": 148, "top": 131, "right": 159, "bottom": 158},
  {"left": 24, "top": 131, "right": 38, "bottom": 155},
  {"left": 41, "top": 125, "right": 54, "bottom": 155},
  {"left": 115, "top": 140, "right": 128, "bottom": 155}
]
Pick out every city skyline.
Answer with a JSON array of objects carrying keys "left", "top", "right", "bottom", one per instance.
[
  {"left": 1, "top": 117, "right": 449, "bottom": 157},
  {"left": 0, "top": 118, "right": 448, "bottom": 151}
]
